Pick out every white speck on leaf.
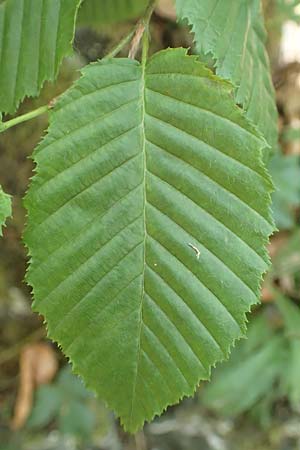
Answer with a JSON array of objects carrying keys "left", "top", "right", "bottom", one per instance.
[{"left": 188, "top": 243, "right": 201, "bottom": 260}]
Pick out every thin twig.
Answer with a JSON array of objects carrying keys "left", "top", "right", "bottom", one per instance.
[
  {"left": 128, "top": 0, "right": 156, "bottom": 59},
  {"left": 128, "top": 23, "right": 146, "bottom": 59},
  {"left": 104, "top": 27, "right": 137, "bottom": 60},
  {"left": 0, "top": 104, "right": 50, "bottom": 133},
  {"left": 134, "top": 430, "right": 147, "bottom": 450}
]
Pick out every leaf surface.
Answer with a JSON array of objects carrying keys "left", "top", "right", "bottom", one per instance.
[
  {"left": 0, "top": 0, "right": 80, "bottom": 114},
  {"left": 175, "top": 0, "right": 278, "bottom": 151},
  {"left": 0, "top": 186, "right": 11, "bottom": 236},
  {"left": 25, "top": 48, "right": 274, "bottom": 432},
  {"left": 78, "top": 0, "right": 148, "bottom": 26}
]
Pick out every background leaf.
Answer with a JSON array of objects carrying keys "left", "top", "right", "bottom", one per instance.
[
  {"left": 282, "top": 125, "right": 300, "bottom": 143},
  {"left": 78, "top": 0, "right": 148, "bottom": 26},
  {"left": 269, "top": 153, "right": 300, "bottom": 229},
  {"left": 275, "top": 294, "right": 300, "bottom": 408},
  {"left": 0, "top": 0, "right": 80, "bottom": 114},
  {"left": 0, "top": 186, "right": 11, "bottom": 236},
  {"left": 271, "top": 230, "right": 300, "bottom": 281},
  {"left": 175, "top": 0, "right": 278, "bottom": 153},
  {"left": 25, "top": 48, "right": 274, "bottom": 432},
  {"left": 27, "top": 385, "right": 61, "bottom": 429},
  {"left": 201, "top": 315, "right": 285, "bottom": 417},
  {"left": 28, "top": 366, "right": 95, "bottom": 437}
]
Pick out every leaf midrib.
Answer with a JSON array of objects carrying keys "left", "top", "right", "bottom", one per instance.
[{"left": 128, "top": 58, "right": 147, "bottom": 426}]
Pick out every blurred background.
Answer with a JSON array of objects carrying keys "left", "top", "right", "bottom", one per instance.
[{"left": 0, "top": 1, "right": 300, "bottom": 449}]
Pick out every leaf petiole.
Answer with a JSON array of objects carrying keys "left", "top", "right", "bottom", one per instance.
[
  {"left": 128, "top": 0, "right": 156, "bottom": 59},
  {"left": 0, "top": 104, "right": 50, "bottom": 134},
  {"left": 104, "top": 0, "right": 156, "bottom": 60}
]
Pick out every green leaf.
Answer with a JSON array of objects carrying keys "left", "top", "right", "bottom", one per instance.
[
  {"left": 57, "top": 365, "right": 90, "bottom": 400},
  {"left": 202, "top": 316, "right": 285, "bottom": 417},
  {"left": 175, "top": 0, "right": 278, "bottom": 152},
  {"left": 78, "top": 0, "right": 148, "bottom": 27},
  {"left": 269, "top": 154, "right": 300, "bottom": 229},
  {"left": 24, "top": 48, "right": 274, "bottom": 432},
  {"left": 276, "top": 293, "right": 300, "bottom": 409},
  {"left": 27, "top": 385, "right": 62, "bottom": 429},
  {"left": 59, "top": 400, "right": 96, "bottom": 438},
  {"left": 0, "top": 186, "right": 11, "bottom": 236},
  {"left": 270, "top": 0, "right": 300, "bottom": 29},
  {"left": 0, "top": 0, "right": 80, "bottom": 114},
  {"left": 271, "top": 230, "right": 300, "bottom": 279},
  {"left": 264, "top": 1, "right": 300, "bottom": 39},
  {"left": 282, "top": 125, "right": 300, "bottom": 143},
  {"left": 28, "top": 366, "right": 95, "bottom": 434}
]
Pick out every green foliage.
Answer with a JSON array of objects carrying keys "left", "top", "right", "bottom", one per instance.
[
  {"left": 276, "top": 294, "right": 300, "bottom": 408},
  {"left": 78, "top": 0, "right": 148, "bottom": 26},
  {"left": 271, "top": 0, "right": 300, "bottom": 25},
  {"left": 28, "top": 367, "right": 96, "bottom": 439},
  {"left": 24, "top": 47, "right": 274, "bottom": 432},
  {"left": 175, "top": 0, "right": 278, "bottom": 153},
  {"left": 271, "top": 230, "right": 300, "bottom": 281},
  {"left": 202, "top": 234, "right": 300, "bottom": 421},
  {"left": 282, "top": 125, "right": 300, "bottom": 143},
  {"left": 269, "top": 153, "right": 300, "bottom": 229},
  {"left": 264, "top": 0, "right": 300, "bottom": 36},
  {"left": 202, "top": 313, "right": 286, "bottom": 419},
  {"left": 0, "top": 0, "right": 80, "bottom": 114},
  {"left": 0, "top": 186, "right": 11, "bottom": 235}
]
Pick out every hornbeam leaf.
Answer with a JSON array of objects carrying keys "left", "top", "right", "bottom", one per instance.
[
  {"left": 0, "top": 0, "right": 80, "bottom": 114},
  {"left": 78, "top": 0, "right": 148, "bottom": 26},
  {"left": 175, "top": 0, "right": 278, "bottom": 152},
  {"left": 0, "top": 186, "right": 11, "bottom": 236},
  {"left": 24, "top": 48, "right": 274, "bottom": 432}
]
